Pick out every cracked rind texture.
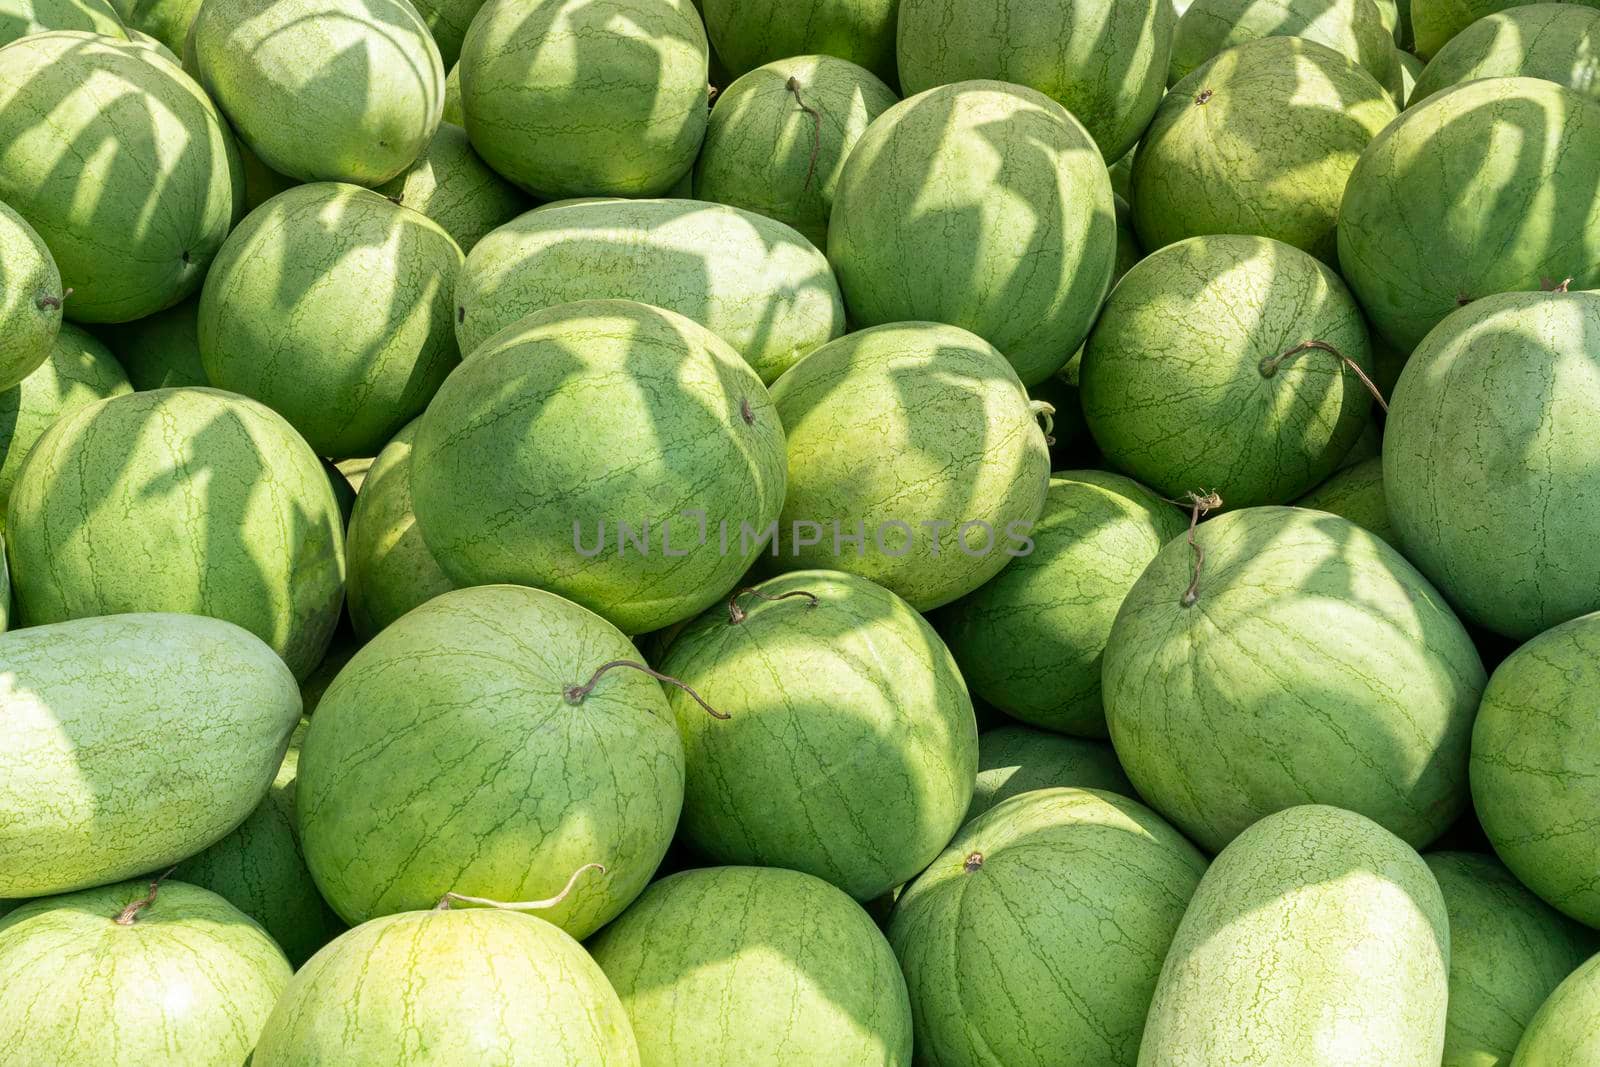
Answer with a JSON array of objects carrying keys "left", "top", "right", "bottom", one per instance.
[
  {"left": 1512, "top": 949, "right": 1600, "bottom": 1065},
  {"left": 1080, "top": 234, "right": 1376, "bottom": 509},
  {"left": 767, "top": 322, "right": 1051, "bottom": 610},
  {"left": 1134, "top": 36, "right": 1396, "bottom": 264},
  {"left": 1139, "top": 805, "right": 1449, "bottom": 1066},
  {"left": 1471, "top": 612, "right": 1600, "bottom": 928},
  {"left": 966, "top": 726, "right": 1135, "bottom": 822},
  {"left": 1411, "top": 0, "right": 1600, "bottom": 59},
  {"left": 198, "top": 182, "right": 464, "bottom": 460},
  {"left": 701, "top": 0, "right": 898, "bottom": 82},
  {"left": 297, "top": 585, "right": 686, "bottom": 936},
  {"left": 455, "top": 198, "right": 844, "bottom": 382},
  {"left": 693, "top": 54, "right": 898, "bottom": 249},
  {"left": 0, "top": 612, "right": 301, "bottom": 897},
  {"left": 193, "top": 0, "right": 443, "bottom": 185},
  {"left": 3, "top": 386, "right": 347, "bottom": 678},
  {"left": 374, "top": 122, "right": 529, "bottom": 253},
  {"left": 0, "top": 199, "right": 61, "bottom": 391},
  {"left": 413, "top": 299, "right": 787, "bottom": 635},
  {"left": 1385, "top": 290, "right": 1600, "bottom": 639},
  {"left": 0, "top": 0, "right": 127, "bottom": 45},
  {"left": 95, "top": 295, "right": 207, "bottom": 390},
  {"left": 897, "top": 0, "right": 1175, "bottom": 163},
  {"left": 1424, "top": 851, "right": 1595, "bottom": 1066},
  {"left": 175, "top": 720, "right": 346, "bottom": 967},
  {"left": 936, "top": 472, "right": 1187, "bottom": 737},
  {"left": 109, "top": 0, "right": 199, "bottom": 52},
  {"left": 656, "top": 570, "right": 979, "bottom": 902},
  {"left": 343, "top": 419, "right": 456, "bottom": 641},
  {"left": 254, "top": 908, "right": 640, "bottom": 1066},
  {"left": 0, "top": 879, "right": 292, "bottom": 1067},
  {"left": 0, "top": 32, "right": 239, "bottom": 323},
  {"left": 459, "top": 0, "right": 707, "bottom": 199},
  {"left": 828, "top": 80, "right": 1117, "bottom": 387},
  {"left": 1103, "top": 506, "right": 1486, "bottom": 853},
  {"left": 1410, "top": 5, "right": 1600, "bottom": 106},
  {"left": 1339, "top": 78, "right": 1600, "bottom": 351},
  {"left": 1295, "top": 457, "right": 1395, "bottom": 545},
  {"left": 1169, "top": 0, "right": 1398, "bottom": 87},
  {"left": 891, "top": 788, "right": 1206, "bottom": 1067},
  {"left": 590, "top": 866, "right": 911, "bottom": 1067}
]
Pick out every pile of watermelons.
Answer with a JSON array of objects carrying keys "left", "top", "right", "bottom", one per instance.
[{"left": 2, "top": 0, "right": 1600, "bottom": 1062}]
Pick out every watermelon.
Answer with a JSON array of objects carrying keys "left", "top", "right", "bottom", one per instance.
[
  {"left": 0, "top": 612, "right": 300, "bottom": 897},
  {"left": 1513, "top": 949, "right": 1600, "bottom": 1064},
  {"left": 0, "top": 879, "right": 291, "bottom": 1066},
  {"left": 0, "top": 0, "right": 126, "bottom": 46},
  {"left": 590, "top": 865, "right": 911, "bottom": 1065},
  {"left": 0, "top": 198, "right": 61, "bottom": 391},
  {"left": 0, "top": 32, "right": 239, "bottom": 323},
  {"left": 254, "top": 906, "right": 639, "bottom": 1065},
  {"left": 108, "top": 0, "right": 199, "bottom": 52},
  {"left": 1104, "top": 507, "right": 1485, "bottom": 852},
  {"left": 891, "top": 788, "right": 1206, "bottom": 1067},
  {"left": 1169, "top": 0, "right": 1398, "bottom": 86},
  {"left": 198, "top": 182, "right": 464, "bottom": 460},
  {"left": 373, "top": 122, "right": 528, "bottom": 253},
  {"left": 441, "top": 60, "right": 461, "bottom": 123},
  {"left": 768, "top": 322, "right": 1051, "bottom": 611},
  {"left": 406, "top": 0, "right": 483, "bottom": 68},
  {"left": 1410, "top": 4, "right": 1600, "bottom": 105},
  {"left": 1411, "top": 0, "right": 1600, "bottom": 59},
  {"left": 1140, "top": 805, "right": 1449, "bottom": 1065},
  {"left": 829, "top": 81, "right": 1116, "bottom": 386},
  {"left": 699, "top": 0, "right": 898, "bottom": 81},
  {"left": 95, "top": 296, "right": 206, "bottom": 390},
  {"left": 937, "top": 472, "right": 1187, "bottom": 737},
  {"left": 656, "top": 570, "right": 976, "bottom": 901},
  {"left": 1294, "top": 457, "right": 1394, "bottom": 544},
  {"left": 455, "top": 198, "right": 844, "bottom": 381},
  {"left": 967, "top": 726, "right": 1135, "bottom": 822},
  {"left": 1391, "top": 46, "right": 1422, "bottom": 104}
]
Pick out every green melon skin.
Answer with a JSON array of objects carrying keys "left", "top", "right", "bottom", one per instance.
[
  {"left": 1140, "top": 805, "right": 1449, "bottom": 1065},
  {"left": 459, "top": 0, "right": 707, "bottom": 199},
  {"left": 693, "top": 55, "right": 897, "bottom": 249},
  {"left": 1514, "top": 950, "right": 1600, "bottom": 1065},
  {"left": 0, "top": 880, "right": 291, "bottom": 1067},
  {"left": 414, "top": 300, "right": 787, "bottom": 635},
  {"left": 407, "top": 0, "right": 483, "bottom": 68},
  {"left": 298, "top": 585, "right": 685, "bottom": 935},
  {"left": 892, "top": 788, "right": 1205, "bottom": 1067},
  {"left": 442, "top": 60, "right": 461, "bottom": 123},
  {"left": 1471, "top": 612, "right": 1600, "bottom": 929},
  {"left": 192, "top": 0, "right": 443, "bottom": 186},
  {"left": 1295, "top": 457, "right": 1395, "bottom": 544},
  {"left": 897, "top": 0, "right": 1175, "bottom": 163},
  {"left": 0, "top": 322, "right": 130, "bottom": 519},
  {"left": 701, "top": 0, "right": 898, "bottom": 82},
  {"left": 829, "top": 81, "right": 1116, "bottom": 387},
  {"left": 768, "top": 322, "right": 1051, "bottom": 611},
  {"left": 374, "top": 122, "right": 529, "bottom": 253},
  {"left": 0, "top": 0, "right": 126, "bottom": 45},
  {"left": 4, "top": 387, "right": 346, "bottom": 677},
  {"left": 0, "top": 33, "right": 238, "bottom": 323},
  {"left": 1169, "top": 0, "right": 1398, "bottom": 87},
  {"left": 1411, "top": 5, "right": 1600, "bottom": 107},
  {"left": 1135, "top": 36, "right": 1396, "bottom": 263},
  {"left": 296, "top": 621, "right": 358, "bottom": 717},
  {"left": 591, "top": 866, "right": 911, "bottom": 1066},
  {"left": 198, "top": 182, "right": 463, "bottom": 460},
  {"left": 1412, "top": 0, "right": 1600, "bottom": 59},
  {"left": 936, "top": 472, "right": 1187, "bottom": 738},
  {"left": 1385, "top": 291, "right": 1600, "bottom": 639},
  {"left": 456, "top": 199, "right": 845, "bottom": 382},
  {"left": 1339, "top": 79, "right": 1600, "bottom": 352},
  {"left": 1425, "top": 851, "right": 1596, "bottom": 1066},
  {"left": 110, "top": 0, "right": 199, "bottom": 52},
  {"left": 1392, "top": 46, "right": 1423, "bottom": 105},
  {"left": 966, "top": 726, "right": 1135, "bottom": 822},
  {"left": 95, "top": 295, "right": 206, "bottom": 390},
  {"left": 0, "top": 533, "right": 7, "bottom": 631},
  {"left": 1081, "top": 235, "right": 1376, "bottom": 508},
  {"left": 255, "top": 908, "right": 640, "bottom": 1066},
  {"left": 1104, "top": 507, "right": 1486, "bottom": 853},
  {"left": 0, "top": 201, "right": 62, "bottom": 393},
  {"left": 0, "top": 612, "right": 301, "bottom": 898},
  {"left": 658, "top": 571, "right": 978, "bottom": 902}
]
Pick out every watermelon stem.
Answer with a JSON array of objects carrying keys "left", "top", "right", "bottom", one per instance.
[
  {"left": 1030, "top": 400, "right": 1056, "bottom": 445},
  {"left": 1259, "top": 341, "right": 1387, "bottom": 412},
  {"left": 786, "top": 76, "right": 823, "bottom": 194},
  {"left": 113, "top": 866, "right": 177, "bottom": 926},
  {"left": 727, "top": 586, "right": 819, "bottom": 624},
  {"left": 434, "top": 863, "right": 607, "bottom": 912},
  {"left": 1176, "top": 490, "right": 1222, "bottom": 607},
  {"left": 565, "top": 659, "right": 730, "bottom": 719},
  {"left": 34, "top": 287, "right": 71, "bottom": 311}
]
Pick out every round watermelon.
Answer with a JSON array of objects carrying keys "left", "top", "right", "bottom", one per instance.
[
  {"left": 373, "top": 122, "right": 528, "bottom": 253},
  {"left": 700, "top": 0, "right": 898, "bottom": 81},
  {"left": 406, "top": 0, "right": 482, "bottom": 68},
  {"left": 1513, "top": 949, "right": 1600, "bottom": 1064},
  {"left": 967, "top": 726, "right": 1134, "bottom": 822},
  {"left": 1169, "top": 0, "right": 1398, "bottom": 86},
  {"left": 1294, "top": 457, "right": 1394, "bottom": 544},
  {"left": 1410, "top": 4, "right": 1600, "bottom": 105},
  {"left": 1411, "top": 0, "right": 1600, "bottom": 59},
  {"left": 0, "top": 198, "right": 61, "bottom": 391},
  {"left": 95, "top": 296, "right": 206, "bottom": 390},
  {"left": 108, "top": 0, "right": 199, "bottom": 52}
]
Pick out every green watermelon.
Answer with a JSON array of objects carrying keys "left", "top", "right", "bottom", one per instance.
[
  {"left": 1385, "top": 290, "right": 1600, "bottom": 639},
  {"left": 966, "top": 726, "right": 1135, "bottom": 822},
  {"left": 700, "top": 0, "right": 898, "bottom": 81},
  {"left": 1391, "top": 46, "right": 1422, "bottom": 105},
  {"left": 0, "top": 32, "right": 238, "bottom": 323},
  {"left": 199, "top": 182, "right": 463, "bottom": 460},
  {"left": 1134, "top": 36, "right": 1396, "bottom": 262},
  {"left": 891, "top": 788, "right": 1206, "bottom": 1067},
  {"left": 0, "top": 0, "right": 126, "bottom": 46},
  {"left": 897, "top": 0, "right": 1175, "bottom": 163},
  {"left": 1169, "top": 0, "right": 1398, "bottom": 86},
  {"left": 1513, "top": 949, "right": 1600, "bottom": 1064},
  {"left": 373, "top": 122, "right": 528, "bottom": 253},
  {"left": 829, "top": 80, "right": 1116, "bottom": 386},
  {"left": 1339, "top": 78, "right": 1600, "bottom": 351},
  {"left": 0, "top": 612, "right": 300, "bottom": 897},
  {"left": 590, "top": 866, "right": 911, "bottom": 1065},
  {"left": 1412, "top": 5, "right": 1600, "bottom": 108},
  {"left": 936, "top": 472, "right": 1186, "bottom": 737},
  {"left": 441, "top": 60, "right": 461, "bottom": 123},
  {"left": 655, "top": 570, "right": 978, "bottom": 902},
  {"left": 254, "top": 907, "right": 640, "bottom": 1065},
  {"left": 0, "top": 879, "right": 291, "bottom": 1066},
  {"left": 0, "top": 199, "right": 61, "bottom": 391},
  {"left": 1081, "top": 234, "right": 1376, "bottom": 509},
  {"left": 1294, "top": 457, "right": 1394, "bottom": 544},
  {"left": 109, "top": 0, "right": 199, "bottom": 52},
  {"left": 693, "top": 54, "right": 897, "bottom": 248},
  {"left": 768, "top": 322, "right": 1051, "bottom": 611},
  {"left": 1104, "top": 507, "right": 1485, "bottom": 852},
  {"left": 406, "top": 0, "right": 483, "bottom": 68},
  {"left": 1140, "top": 805, "right": 1449, "bottom": 1065},
  {"left": 298, "top": 585, "right": 685, "bottom": 936},
  {"left": 455, "top": 198, "right": 844, "bottom": 381},
  {"left": 1411, "top": 0, "right": 1600, "bottom": 59},
  {"left": 95, "top": 295, "right": 206, "bottom": 390},
  {"left": 459, "top": 0, "right": 707, "bottom": 199}
]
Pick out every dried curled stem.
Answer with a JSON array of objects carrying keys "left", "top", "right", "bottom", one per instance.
[
  {"left": 1030, "top": 400, "right": 1057, "bottom": 446},
  {"left": 114, "top": 867, "right": 177, "bottom": 926},
  {"left": 435, "top": 863, "right": 606, "bottom": 912},
  {"left": 1170, "top": 490, "right": 1222, "bottom": 608},
  {"left": 1543, "top": 276, "right": 1574, "bottom": 293},
  {"left": 786, "top": 76, "right": 823, "bottom": 194},
  {"left": 565, "top": 660, "right": 729, "bottom": 719},
  {"left": 727, "top": 586, "right": 819, "bottom": 624},
  {"left": 1259, "top": 340, "right": 1388, "bottom": 413}
]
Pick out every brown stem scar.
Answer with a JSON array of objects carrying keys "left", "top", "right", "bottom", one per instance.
[
  {"left": 964, "top": 852, "right": 984, "bottom": 873},
  {"left": 565, "top": 660, "right": 729, "bottom": 719},
  {"left": 786, "top": 76, "right": 823, "bottom": 194},
  {"left": 727, "top": 586, "right": 819, "bottom": 624},
  {"left": 1259, "top": 340, "right": 1388, "bottom": 413},
  {"left": 114, "top": 866, "right": 177, "bottom": 926},
  {"left": 1195, "top": 88, "right": 1215, "bottom": 105},
  {"left": 740, "top": 397, "right": 754, "bottom": 425}
]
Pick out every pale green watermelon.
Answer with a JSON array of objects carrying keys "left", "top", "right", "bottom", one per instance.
[
  {"left": 967, "top": 726, "right": 1135, "bottom": 822},
  {"left": 373, "top": 122, "right": 528, "bottom": 253},
  {"left": 1412, "top": 0, "right": 1600, "bottom": 59},
  {"left": 1295, "top": 457, "right": 1394, "bottom": 544},
  {"left": 1410, "top": 4, "right": 1600, "bottom": 105},
  {"left": 407, "top": 0, "right": 483, "bottom": 67},
  {"left": 109, "top": 0, "right": 200, "bottom": 52},
  {"left": 0, "top": 0, "right": 126, "bottom": 46},
  {"left": 95, "top": 296, "right": 206, "bottom": 390},
  {"left": 0, "top": 198, "right": 61, "bottom": 391},
  {"left": 1169, "top": 0, "right": 1398, "bottom": 86},
  {"left": 700, "top": 0, "right": 898, "bottom": 81},
  {"left": 1513, "top": 949, "right": 1600, "bottom": 1064}
]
